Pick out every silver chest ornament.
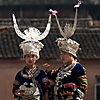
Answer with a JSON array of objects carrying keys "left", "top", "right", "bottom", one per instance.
[
  {"left": 56, "top": 70, "right": 71, "bottom": 85},
  {"left": 54, "top": 70, "right": 72, "bottom": 95},
  {"left": 19, "top": 82, "right": 39, "bottom": 96}
]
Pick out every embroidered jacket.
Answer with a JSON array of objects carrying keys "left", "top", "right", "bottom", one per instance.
[
  {"left": 12, "top": 66, "right": 50, "bottom": 100},
  {"left": 46, "top": 62, "right": 88, "bottom": 99}
]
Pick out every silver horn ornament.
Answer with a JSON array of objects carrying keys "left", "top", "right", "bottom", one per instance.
[
  {"left": 55, "top": 8, "right": 78, "bottom": 39},
  {"left": 12, "top": 14, "right": 51, "bottom": 42}
]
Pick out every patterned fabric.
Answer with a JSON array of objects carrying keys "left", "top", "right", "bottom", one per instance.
[
  {"left": 12, "top": 66, "right": 50, "bottom": 100},
  {"left": 77, "top": 75, "right": 87, "bottom": 93},
  {"left": 52, "top": 69, "right": 59, "bottom": 74}
]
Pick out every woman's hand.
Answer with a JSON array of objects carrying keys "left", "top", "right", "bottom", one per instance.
[
  {"left": 59, "top": 90, "right": 74, "bottom": 96},
  {"left": 43, "top": 63, "right": 51, "bottom": 72},
  {"left": 15, "top": 90, "right": 24, "bottom": 97}
]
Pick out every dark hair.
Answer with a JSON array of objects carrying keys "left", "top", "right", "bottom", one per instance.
[
  {"left": 24, "top": 55, "right": 26, "bottom": 58},
  {"left": 69, "top": 53, "right": 77, "bottom": 60}
]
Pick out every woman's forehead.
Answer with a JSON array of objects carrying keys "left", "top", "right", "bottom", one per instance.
[
  {"left": 59, "top": 49, "right": 69, "bottom": 53},
  {"left": 59, "top": 50, "right": 69, "bottom": 54},
  {"left": 26, "top": 54, "right": 36, "bottom": 56}
]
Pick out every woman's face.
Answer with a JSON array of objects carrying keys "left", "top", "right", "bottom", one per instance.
[
  {"left": 24, "top": 54, "right": 38, "bottom": 66},
  {"left": 60, "top": 51, "right": 73, "bottom": 65}
]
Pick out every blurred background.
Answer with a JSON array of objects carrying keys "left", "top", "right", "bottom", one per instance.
[{"left": 0, "top": 0, "right": 100, "bottom": 100}]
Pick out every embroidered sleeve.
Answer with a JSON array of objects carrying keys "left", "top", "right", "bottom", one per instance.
[
  {"left": 77, "top": 75, "right": 88, "bottom": 93},
  {"left": 51, "top": 69, "right": 59, "bottom": 74},
  {"left": 46, "top": 68, "right": 59, "bottom": 82},
  {"left": 12, "top": 71, "right": 21, "bottom": 98},
  {"left": 12, "top": 80, "right": 20, "bottom": 98},
  {"left": 38, "top": 70, "right": 51, "bottom": 92},
  {"left": 75, "top": 64, "right": 88, "bottom": 98},
  {"left": 76, "top": 64, "right": 88, "bottom": 93},
  {"left": 42, "top": 78, "right": 51, "bottom": 92}
]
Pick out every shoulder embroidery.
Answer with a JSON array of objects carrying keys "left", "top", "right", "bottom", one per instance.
[{"left": 20, "top": 66, "right": 40, "bottom": 79}]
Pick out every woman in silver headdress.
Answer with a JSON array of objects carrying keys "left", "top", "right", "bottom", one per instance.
[
  {"left": 12, "top": 13, "right": 51, "bottom": 100},
  {"left": 44, "top": 1, "right": 88, "bottom": 100}
]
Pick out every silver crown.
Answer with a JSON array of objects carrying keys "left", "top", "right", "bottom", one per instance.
[
  {"left": 12, "top": 14, "right": 51, "bottom": 59},
  {"left": 56, "top": 38, "right": 80, "bottom": 57},
  {"left": 53, "top": 1, "right": 82, "bottom": 57}
]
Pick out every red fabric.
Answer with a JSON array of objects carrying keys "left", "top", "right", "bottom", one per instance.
[
  {"left": 63, "top": 83, "right": 77, "bottom": 92},
  {"left": 42, "top": 81, "right": 51, "bottom": 90}
]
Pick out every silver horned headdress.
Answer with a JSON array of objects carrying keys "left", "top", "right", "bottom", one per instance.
[
  {"left": 12, "top": 14, "right": 51, "bottom": 59},
  {"left": 49, "top": 0, "right": 82, "bottom": 57}
]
